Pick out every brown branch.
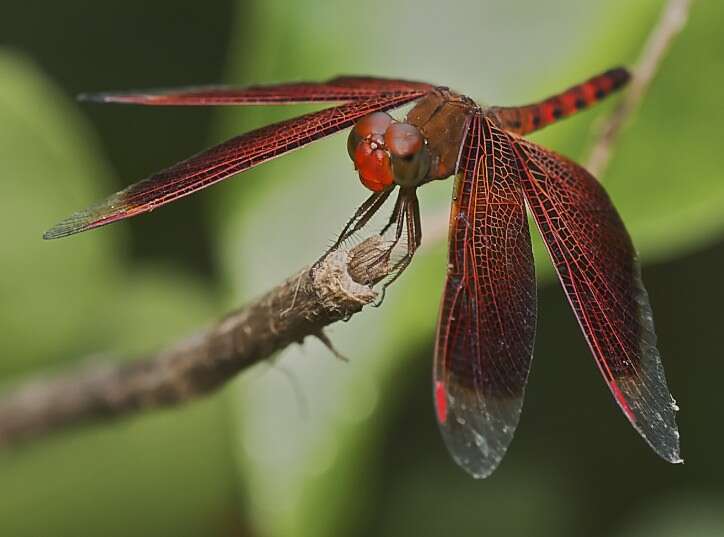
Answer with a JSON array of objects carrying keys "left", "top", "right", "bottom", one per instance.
[
  {"left": 586, "top": 0, "right": 693, "bottom": 177},
  {"left": 0, "top": 236, "right": 390, "bottom": 446}
]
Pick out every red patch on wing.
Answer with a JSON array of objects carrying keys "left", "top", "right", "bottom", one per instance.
[
  {"left": 610, "top": 382, "right": 637, "bottom": 423},
  {"left": 434, "top": 381, "right": 448, "bottom": 424}
]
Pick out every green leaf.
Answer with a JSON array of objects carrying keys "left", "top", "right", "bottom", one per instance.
[{"left": 0, "top": 50, "right": 118, "bottom": 375}]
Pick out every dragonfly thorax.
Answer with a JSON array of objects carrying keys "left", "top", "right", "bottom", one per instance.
[{"left": 347, "top": 112, "right": 431, "bottom": 192}]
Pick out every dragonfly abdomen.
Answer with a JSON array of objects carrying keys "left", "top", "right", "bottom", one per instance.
[{"left": 491, "top": 67, "right": 630, "bottom": 136}]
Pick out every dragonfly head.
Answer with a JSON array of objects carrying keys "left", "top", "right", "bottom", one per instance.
[{"left": 348, "top": 112, "right": 431, "bottom": 192}]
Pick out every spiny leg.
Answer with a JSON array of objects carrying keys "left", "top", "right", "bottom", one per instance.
[
  {"left": 374, "top": 189, "right": 407, "bottom": 267},
  {"left": 380, "top": 191, "right": 404, "bottom": 236},
  {"left": 383, "top": 191, "right": 421, "bottom": 290},
  {"left": 318, "top": 186, "right": 422, "bottom": 307},
  {"left": 334, "top": 189, "right": 391, "bottom": 246},
  {"left": 373, "top": 189, "right": 422, "bottom": 305},
  {"left": 371, "top": 202, "right": 406, "bottom": 306},
  {"left": 318, "top": 189, "right": 392, "bottom": 263},
  {"left": 411, "top": 193, "right": 422, "bottom": 248}
]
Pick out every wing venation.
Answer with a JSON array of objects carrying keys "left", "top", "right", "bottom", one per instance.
[
  {"left": 79, "top": 76, "right": 433, "bottom": 105},
  {"left": 433, "top": 114, "right": 537, "bottom": 478},
  {"left": 44, "top": 93, "right": 425, "bottom": 239},
  {"left": 512, "top": 137, "right": 681, "bottom": 463}
]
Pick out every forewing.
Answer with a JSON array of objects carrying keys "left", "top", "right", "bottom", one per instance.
[
  {"left": 80, "top": 76, "right": 432, "bottom": 105},
  {"left": 512, "top": 138, "right": 681, "bottom": 463},
  {"left": 44, "top": 93, "right": 423, "bottom": 239},
  {"left": 434, "top": 114, "right": 537, "bottom": 478}
]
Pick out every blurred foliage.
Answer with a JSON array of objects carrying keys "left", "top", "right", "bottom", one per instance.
[
  {"left": 0, "top": 0, "right": 234, "bottom": 275},
  {"left": 1, "top": 0, "right": 724, "bottom": 536},
  {"left": 0, "top": 42, "right": 237, "bottom": 537}
]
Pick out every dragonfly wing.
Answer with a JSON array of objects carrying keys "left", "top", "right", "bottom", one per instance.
[
  {"left": 44, "top": 93, "right": 424, "bottom": 239},
  {"left": 512, "top": 138, "right": 681, "bottom": 463},
  {"left": 434, "top": 114, "right": 537, "bottom": 478},
  {"left": 80, "top": 76, "right": 433, "bottom": 105}
]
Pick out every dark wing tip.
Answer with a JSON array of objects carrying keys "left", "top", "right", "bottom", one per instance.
[
  {"left": 624, "top": 384, "right": 683, "bottom": 465},
  {"left": 77, "top": 92, "right": 147, "bottom": 104},
  {"left": 623, "top": 271, "right": 683, "bottom": 465},
  {"left": 77, "top": 92, "right": 111, "bottom": 103},
  {"left": 639, "top": 413, "right": 683, "bottom": 465},
  {"left": 437, "top": 389, "right": 524, "bottom": 479},
  {"left": 43, "top": 200, "right": 124, "bottom": 239},
  {"left": 43, "top": 213, "right": 93, "bottom": 239}
]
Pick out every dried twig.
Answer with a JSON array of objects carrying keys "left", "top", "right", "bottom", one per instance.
[
  {"left": 586, "top": 0, "right": 693, "bottom": 176},
  {"left": 0, "top": 237, "right": 390, "bottom": 446}
]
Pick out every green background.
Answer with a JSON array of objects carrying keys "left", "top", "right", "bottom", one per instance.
[{"left": 1, "top": 0, "right": 723, "bottom": 535}]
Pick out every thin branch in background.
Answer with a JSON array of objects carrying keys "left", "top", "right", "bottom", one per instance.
[
  {"left": 586, "top": 0, "right": 693, "bottom": 177},
  {"left": 0, "top": 0, "right": 695, "bottom": 448}
]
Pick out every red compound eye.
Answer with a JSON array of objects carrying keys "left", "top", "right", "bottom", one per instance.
[
  {"left": 355, "top": 111, "right": 395, "bottom": 137},
  {"left": 353, "top": 141, "right": 394, "bottom": 192},
  {"left": 347, "top": 112, "right": 395, "bottom": 160}
]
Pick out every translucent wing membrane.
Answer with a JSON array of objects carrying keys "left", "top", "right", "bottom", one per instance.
[
  {"left": 44, "top": 93, "right": 426, "bottom": 239},
  {"left": 79, "top": 76, "right": 433, "bottom": 105},
  {"left": 512, "top": 138, "right": 681, "bottom": 463},
  {"left": 434, "top": 114, "right": 537, "bottom": 478}
]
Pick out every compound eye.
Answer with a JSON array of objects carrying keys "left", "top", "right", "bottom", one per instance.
[
  {"left": 353, "top": 141, "right": 394, "bottom": 192},
  {"left": 355, "top": 111, "right": 395, "bottom": 137},
  {"left": 384, "top": 123, "right": 424, "bottom": 159},
  {"left": 348, "top": 112, "right": 395, "bottom": 160},
  {"left": 384, "top": 123, "right": 430, "bottom": 187}
]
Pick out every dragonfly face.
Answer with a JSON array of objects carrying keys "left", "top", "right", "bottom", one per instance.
[
  {"left": 347, "top": 88, "right": 475, "bottom": 192},
  {"left": 347, "top": 111, "right": 431, "bottom": 191}
]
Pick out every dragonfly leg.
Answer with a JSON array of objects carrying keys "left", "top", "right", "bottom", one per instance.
[
  {"left": 373, "top": 189, "right": 422, "bottom": 305},
  {"left": 317, "top": 189, "right": 393, "bottom": 264},
  {"left": 373, "top": 190, "right": 407, "bottom": 265},
  {"left": 379, "top": 191, "right": 404, "bottom": 236},
  {"left": 384, "top": 191, "right": 421, "bottom": 288}
]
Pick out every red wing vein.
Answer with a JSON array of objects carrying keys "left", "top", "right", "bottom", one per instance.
[
  {"left": 81, "top": 76, "right": 433, "bottom": 105},
  {"left": 512, "top": 137, "right": 681, "bottom": 463},
  {"left": 525, "top": 159, "right": 643, "bottom": 390},
  {"left": 531, "top": 174, "right": 633, "bottom": 317},
  {"left": 524, "top": 170, "right": 638, "bottom": 373},
  {"left": 433, "top": 115, "right": 536, "bottom": 479}
]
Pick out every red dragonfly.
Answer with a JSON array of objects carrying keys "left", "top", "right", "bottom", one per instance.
[{"left": 45, "top": 68, "right": 681, "bottom": 478}]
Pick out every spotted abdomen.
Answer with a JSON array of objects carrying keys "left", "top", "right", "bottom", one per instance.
[{"left": 491, "top": 67, "right": 630, "bottom": 136}]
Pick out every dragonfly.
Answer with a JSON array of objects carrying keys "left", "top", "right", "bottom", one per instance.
[{"left": 44, "top": 67, "right": 681, "bottom": 478}]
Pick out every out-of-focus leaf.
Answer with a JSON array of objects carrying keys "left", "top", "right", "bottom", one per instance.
[
  {"left": 0, "top": 50, "right": 237, "bottom": 537},
  {"left": 594, "top": 0, "right": 724, "bottom": 261},
  {"left": 0, "top": 50, "right": 117, "bottom": 375},
  {"left": 377, "top": 460, "right": 582, "bottom": 537},
  {"left": 612, "top": 493, "right": 724, "bottom": 537}
]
